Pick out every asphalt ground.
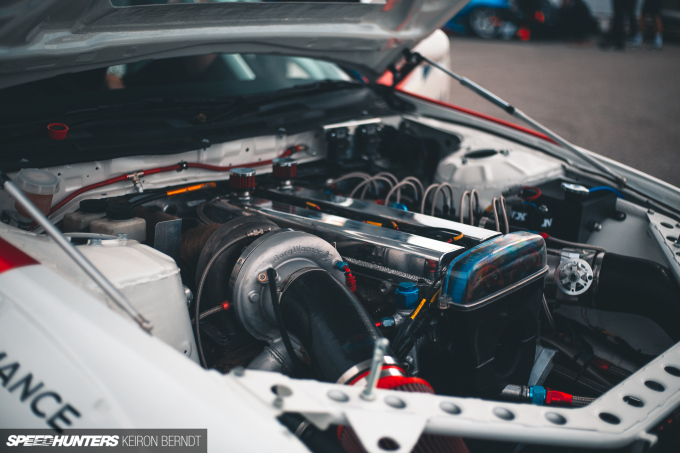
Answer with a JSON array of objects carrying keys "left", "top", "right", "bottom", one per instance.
[{"left": 443, "top": 37, "right": 680, "bottom": 187}]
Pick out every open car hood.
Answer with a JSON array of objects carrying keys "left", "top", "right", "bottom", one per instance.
[{"left": 0, "top": 0, "right": 466, "bottom": 90}]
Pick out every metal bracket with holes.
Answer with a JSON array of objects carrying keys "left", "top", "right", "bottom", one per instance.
[
  {"left": 647, "top": 210, "right": 680, "bottom": 285},
  {"left": 227, "top": 340, "right": 680, "bottom": 453}
]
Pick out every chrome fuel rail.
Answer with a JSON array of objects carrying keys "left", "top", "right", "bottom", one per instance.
[
  {"left": 228, "top": 340, "right": 680, "bottom": 453},
  {"left": 260, "top": 187, "right": 500, "bottom": 246},
  {"left": 213, "top": 197, "right": 463, "bottom": 282}
]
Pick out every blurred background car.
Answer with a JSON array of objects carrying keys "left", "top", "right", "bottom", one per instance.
[
  {"left": 444, "top": 0, "right": 602, "bottom": 40},
  {"left": 442, "top": 0, "right": 518, "bottom": 39}
]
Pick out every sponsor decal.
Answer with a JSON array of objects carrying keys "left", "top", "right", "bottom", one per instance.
[
  {"left": 0, "top": 352, "right": 80, "bottom": 432},
  {"left": 1, "top": 353, "right": 207, "bottom": 451}
]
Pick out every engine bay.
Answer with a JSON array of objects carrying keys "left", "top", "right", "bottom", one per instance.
[{"left": 2, "top": 113, "right": 680, "bottom": 451}]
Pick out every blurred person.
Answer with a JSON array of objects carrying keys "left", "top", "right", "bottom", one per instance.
[
  {"left": 602, "top": 0, "right": 638, "bottom": 49},
  {"left": 630, "top": 0, "right": 664, "bottom": 48},
  {"left": 558, "top": 0, "right": 600, "bottom": 41}
]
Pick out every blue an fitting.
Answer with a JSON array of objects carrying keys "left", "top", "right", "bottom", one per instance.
[
  {"left": 380, "top": 317, "right": 395, "bottom": 328},
  {"left": 395, "top": 282, "right": 419, "bottom": 311},
  {"left": 388, "top": 202, "right": 408, "bottom": 211},
  {"left": 335, "top": 260, "right": 348, "bottom": 271},
  {"left": 529, "top": 385, "right": 547, "bottom": 406}
]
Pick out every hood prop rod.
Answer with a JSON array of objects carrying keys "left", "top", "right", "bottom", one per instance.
[
  {"left": 0, "top": 170, "right": 153, "bottom": 334},
  {"left": 404, "top": 50, "right": 626, "bottom": 188}
]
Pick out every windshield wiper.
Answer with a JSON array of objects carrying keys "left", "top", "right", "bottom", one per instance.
[
  {"left": 2, "top": 80, "right": 364, "bottom": 136},
  {"left": 205, "top": 80, "right": 365, "bottom": 125},
  {"left": 0, "top": 96, "right": 243, "bottom": 140},
  {"left": 405, "top": 50, "right": 627, "bottom": 188}
]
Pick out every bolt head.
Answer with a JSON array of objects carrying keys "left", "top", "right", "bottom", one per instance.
[
  {"left": 612, "top": 211, "right": 627, "bottom": 221},
  {"left": 183, "top": 286, "right": 193, "bottom": 306}
]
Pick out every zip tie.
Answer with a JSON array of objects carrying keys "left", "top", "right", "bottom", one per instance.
[{"left": 410, "top": 298, "right": 427, "bottom": 320}]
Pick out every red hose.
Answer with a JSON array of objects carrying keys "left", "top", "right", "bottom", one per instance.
[
  {"left": 522, "top": 185, "right": 542, "bottom": 202},
  {"left": 47, "top": 156, "right": 282, "bottom": 216},
  {"left": 49, "top": 174, "right": 128, "bottom": 215}
]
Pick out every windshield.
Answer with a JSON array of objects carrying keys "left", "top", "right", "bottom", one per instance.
[
  {"left": 117, "top": 53, "right": 349, "bottom": 91},
  {"left": 0, "top": 52, "right": 390, "bottom": 171},
  {"left": 1, "top": 53, "right": 351, "bottom": 117}
]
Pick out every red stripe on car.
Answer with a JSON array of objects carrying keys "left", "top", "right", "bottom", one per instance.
[
  {"left": 396, "top": 89, "right": 556, "bottom": 144},
  {"left": 0, "top": 237, "right": 38, "bottom": 274}
]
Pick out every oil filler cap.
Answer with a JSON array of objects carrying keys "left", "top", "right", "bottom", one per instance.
[
  {"left": 395, "top": 282, "right": 419, "bottom": 311},
  {"left": 230, "top": 168, "right": 256, "bottom": 191},
  {"left": 561, "top": 182, "right": 590, "bottom": 201}
]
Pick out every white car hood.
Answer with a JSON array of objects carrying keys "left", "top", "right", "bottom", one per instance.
[{"left": 0, "top": 0, "right": 466, "bottom": 90}]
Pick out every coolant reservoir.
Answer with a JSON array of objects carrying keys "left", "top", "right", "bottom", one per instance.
[
  {"left": 14, "top": 168, "right": 60, "bottom": 219},
  {"left": 90, "top": 203, "right": 146, "bottom": 242},
  {"left": 0, "top": 226, "right": 197, "bottom": 363},
  {"left": 63, "top": 199, "right": 107, "bottom": 232},
  {"left": 434, "top": 147, "right": 563, "bottom": 210}
]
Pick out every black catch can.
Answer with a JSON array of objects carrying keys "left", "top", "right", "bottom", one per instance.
[{"left": 421, "top": 232, "right": 548, "bottom": 397}]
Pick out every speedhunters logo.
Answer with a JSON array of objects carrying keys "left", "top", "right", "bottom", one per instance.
[
  {"left": 6, "top": 435, "right": 119, "bottom": 447},
  {"left": 1, "top": 430, "right": 207, "bottom": 451}
]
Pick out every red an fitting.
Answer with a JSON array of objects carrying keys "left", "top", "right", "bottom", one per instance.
[
  {"left": 345, "top": 273, "right": 357, "bottom": 293},
  {"left": 546, "top": 388, "right": 573, "bottom": 406},
  {"left": 47, "top": 123, "right": 68, "bottom": 140}
]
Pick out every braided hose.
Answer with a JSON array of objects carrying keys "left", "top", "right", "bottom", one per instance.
[{"left": 572, "top": 395, "right": 597, "bottom": 407}]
